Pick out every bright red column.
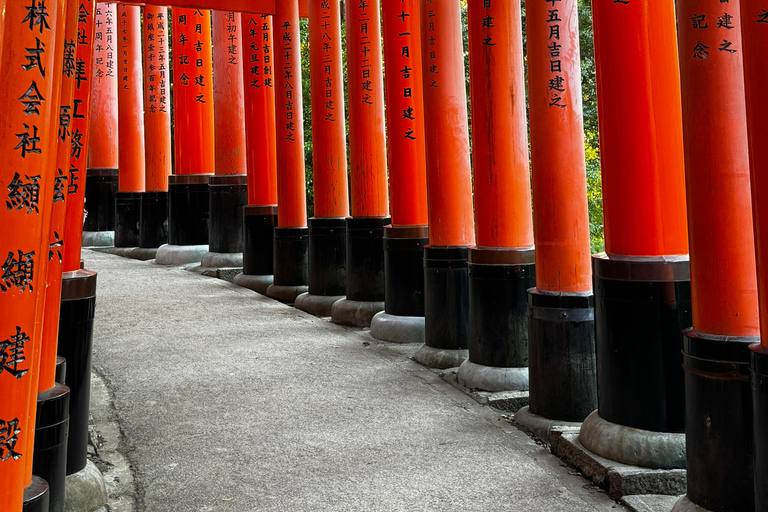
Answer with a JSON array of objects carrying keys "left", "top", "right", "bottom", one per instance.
[
  {"left": 172, "top": 8, "right": 215, "bottom": 175},
  {"left": 0, "top": 0, "right": 66, "bottom": 507},
  {"left": 213, "top": 10, "right": 247, "bottom": 176},
  {"left": 274, "top": 0, "right": 307, "bottom": 229},
  {"left": 88, "top": 3, "right": 119, "bottom": 172},
  {"left": 381, "top": 0, "right": 428, "bottom": 228},
  {"left": 346, "top": 0, "right": 388, "bottom": 218},
  {"left": 528, "top": 0, "right": 591, "bottom": 293},
  {"left": 242, "top": 14, "right": 277, "bottom": 206},
  {"left": 143, "top": 6, "right": 172, "bottom": 192},
  {"left": 117, "top": 4, "right": 145, "bottom": 193},
  {"left": 308, "top": 0, "right": 349, "bottom": 218}
]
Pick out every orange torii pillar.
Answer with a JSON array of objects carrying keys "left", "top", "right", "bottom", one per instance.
[
  {"left": 412, "top": 0, "right": 476, "bottom": 369},
  {"left": 265, "top": 0, "right": 309, "bottom": 303},
  {"left": 160, "top": 7, "right": 215, "bottom": 264},
  {"left": 456, "top": 0, "right": 535, "bottom": 392},
  {"left": 330, "top": 0, "right": 390, "bottom": 327},
  {"left": 369, "top": 0, "right": 430, "bottom": 344},
  {"left": 518, "top": 0, "right": 596, "bottom": 429},
  {"left": 674, "top": 2, "right": 761, "bottom": 511},
  {"left": 84, "top": 2, "right": 119, "bottom": 247},
  {"left": 577, "top": 1, "right": 692, "bottom": 470},
  {"left": 741, "top": 1, "right": 768, "bottom": 510},
  {"left": 0, "top": 0, "right": 66, "bottom": 508},
  {"left": 139, "top": 6, "right": 172, "bottom": 249},
  {"left": 205, "top": 10, "right": 249, "bottom": 267},
  {"left": 232, "top": 14, "right": 279, "bottom": 294},
  {"left": 114, "top": 4, "right": 146, "bottom": 248},
  {"left": 294, "top": 0, "right": 350, "bottom": 316}
]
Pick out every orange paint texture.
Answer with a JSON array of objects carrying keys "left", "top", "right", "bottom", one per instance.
[
  {"left": 87, "top": 2, "right": 119, "bottom": 169},
  {"left": 117, "top": 4, "right": 145, "bottom": 192}
]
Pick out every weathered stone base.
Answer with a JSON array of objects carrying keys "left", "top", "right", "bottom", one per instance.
[
  {"left": 550, "top": 427, "right": 687, "bottom": 500},
  {"left": 457, "top": 359, "right": 529, "bottom": 392},
  {"left": 64, "top": 460, "right": 107, "bottom": 512},
  {"left": 622, "top": 495, "right": 684, "bottom": 512},
  {"left": 513, "top": 406, "right": 581, "bottom": 444},
  {"left": 579, "top": 411, "right": 686, "bottom": 469},
  {"left": 155, "top": 244, "right": 209, "bottom": 266},
  {"left": 266, "top": 284, "right": 308, "bottom": 305},
  {"left": 107, "top": 247, "right": 158, "bottom": 261},
  {"left": 440, "top": 368, "right": 529, "bottom": 413},
  {"left": 331, "top": 299, "right": 385, "bottom": 327},
  {"left": 294, "top": 293, "right": 344, "bottom": 317},
  {"left": 195, "top": 267, "right": 243, "bottom": 283},
  {"left": 82, "top": 231, "right": 114, "bottom": 248},
  {"left": 233, "top": 274, "right": 273, "bottom": 295},
  {"left": 670, "top": 496, "right": 711, "bottom": 512},
  {"left": 413, "top": 344, "right": 468, "bottom": 369},
  {"left": 370, "top": 312, "right": 425, "bottom": 344},
  {"left": 201, "top": 251, "right": 243, "bottom": 268}
]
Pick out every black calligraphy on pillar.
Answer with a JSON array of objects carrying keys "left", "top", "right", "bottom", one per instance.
[
  {"left": 194, "top": 10, "right": 207, "bottom": 103},
  {"left": 544, "top": 1, "right": 566, "bottom": 108},
  {"left": 147, "top": 10, "right": 159, "bottom": 112},
  {"left": 0, "top": 327, "right": 30, "bottom": 380},
  {"left": 105, "top": 6, "right": 115, "bottom": 77},
  {"left": 690, "top": 2, "right": 740, "bottom": 59},
  {"left": 0, "top": 418, "right": 22, "bottom": 461},
  {"left": 282, "top": 19, "right": 296, "bottom": 142},
  {"left": 226, "top": 12, "right": 239, "bottom": 66},
  {"left": 120, "top": 7, "right": 129, "bottom": 90},
  {"left": 358, "top": 1, "right": 374, "bottom": 105},
  {"left": 321, "top": 2, "right": 336, "bottom": 121},
  {"left": 425, "top": 1, "right": 438, "bottom": 89},
  {"left": 398, "top": 1, "right": 416, "bottom": 140},
  {"left": 0, "top": 250, "right": 36, "bottom": 293},
  {"left": 6, "top": 173, "right": 40, "bottom": 214}
]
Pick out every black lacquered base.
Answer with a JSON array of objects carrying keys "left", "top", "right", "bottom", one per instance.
[
  {"left": 751, "top": 343, "right": 768, "bottom": 512},
  {"left": 424, "top": 246, "right": 469, "bottom": 350},
  {"left": 683, "top": 331, "right": 756, "bottom": 512},
  {"left": 57, "top": 270, "right": 97, "bottom": 476},
  {"left": 243, "top": 205, "right": 277, "bottom": 276},
  {"left": 528, "top": 289, "right": 597, "bottom": 422},
  {"left": 384, "top": 225, "right": 428, "bottom": 317},
  {"left": 33, "top": 383, "right": 70, "bottom": 512},
  {"left": 593, "top": 254, "right": 691, "bottom": 433},
  {"left": 115, "top": 191, "right": 142, "bottom": 248},
  {"left": 84, "top": 168, "right": 118, "bottom": 232},
  {"left": 308, "top": 217, "right": 347, "bottom": 296},
  {"left": 22, "top": 475, "right": 49, "bottom": 512},
  {"left": 139, "top": 191, "right": 168, "bottom": 248},
  {"left": 209, "top": 175, "right": 247, "bottom": 253},
  {"left": 55, "top": 355, "right": 66, "bottom": 385},
  {"left": 273, "top": 227, "right": 309, "bottom": 286},
  {"left": 467, "top": 248, "right": 535, "bottom": 368},
  {"left": 346, "top": 217, "right": 389, "bottom": 302},
  {"left": 168, "top": 174, "right": 211, "bottom": 246}
]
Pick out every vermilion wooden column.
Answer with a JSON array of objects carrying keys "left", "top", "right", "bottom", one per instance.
[
  {"left": 140, "top": 5, "right": 172, "bottom": 249},
  {"left": 458, "top": 0, "right": 535, "bottom": 392},
  {"left": 413, "top": 0, "right": 475, "bottom": 369},
  {"left": 166, "top": 8, "right": 215, "bottom": 250},
  {"left": 741, "top": 2, "right": 768, "bottom": 510},
  {"left": 578, "top": 0, "right": 692, "bottom": 470},
  {"left": 235, "top": 14, "right": 279, "bottom": 290},
  {"left": 114, "top": 4, "right": 145, "bottom": 248},
  {"left": 266, "top": 0, "right": 309, "bottom": 303},
  {"left": 331, "top": 0, "right": 390, "bottom": 327},
  {"left": 84, "top": 2, "right": 119, "bottom": 239},
  {"left": 675, "top": 2, "right": 760, "bottom": 510},
  {"left": 207, "top": 10, "right": 248, "bottom": 260},
  {"left": 0, "top": 0, "right": 66, "bottom": 508},
  {"left": 370, "top": 0, "right": 430, "bottom": 343},
  {"left": 523, "top": 0, "right": 596, "bottom": 426},
  {"left": 296, "top": 0, "right": 350, "bottom": 315}
]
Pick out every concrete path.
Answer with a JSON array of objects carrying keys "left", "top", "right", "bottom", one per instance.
[{"left": 85, "top": 250, "right": 624, "bottom": 512}]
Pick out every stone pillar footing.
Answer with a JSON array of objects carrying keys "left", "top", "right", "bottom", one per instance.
[
  {"left": 114, "top": 191, "right": 142, "bottom": 248},
  {"left": 233, "top": 273, "right": 273, "bottom": 295},
  {"left": 383, "top": 225, "right": 428, "bottom": 316},
  {"left": 168, "top": 174, "right": 211, "bottom": 245},
  {"left": 208, "top": 175, "right": 247, "bottom": 253},
  {"left": 139, "top": 191, "right": 169, "bottom": 248},
  {"left": 64, "top": 460, "right": 107, "bottom": 512},
  {"left": 331, "top": 298, "right": 385, "bottom": 327},
  {"left": 155, "top": 244, "right": 209, "bottom": 266},
  {"left": 201, "top": 251, "right": 243, "bottom": 268},
  {"left": 82, "top": 231, "right": 115, "bottom": 247},
  {"left": 107, "top": 247, "right": 158, "bottom": 261},
  {"left": 266, "top": 284, "right": 309, "bottom": 305},
  {"left": 294, "top": 293, "right": 344, "bottom": 317},
  {"left": 370, "top": 312, "right": 425, "bottom": 344},
  {"left": 513, "top": 406, "right": 581, "bottom": 445},
  {"left": 578, "top": 410, "right": 686, "bottom": 469},
  {"left": 243, "top": 205, "right": 277, "bottom": 276},
  {"left": 457, "top": 359, "right": 528, "bottom": 392},
  {"left": 33, "top": 383, "right": 70, "bottom": 512},
  {"left": 412, "top": 344, "right": 468, "bottom": 370},
  {"left": 750, "top": 343, "right": 768, "bottom": 512}
]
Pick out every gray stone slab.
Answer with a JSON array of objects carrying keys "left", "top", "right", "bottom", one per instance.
[
  {"left": 370, "top": 312, "right": 425, "bottom": 344},
  {"left": 440, "top": 369, "right": 530, "bottom": 413},
  {"left": 622, "top": 495, "right": 682, "bottom": 512},
  {"left": 551, "top": 429, "right": 687, "bottom": 500},
  {"left": 331, "top": 298, "right": 385, "bottom": 327},
  {"left": 83, "top": 231, "right": 114, "bottom": 248},
  {"left": 64, "top": 460, "right": 106, "bottom": 512},
  {"left": 233, "top": 273, "right": 273, "bottom": 295},
  {"left": 294, "top": 293, "right": 344, "bottom": 317},
  {"left": 457, "top": 359, "right": 529, "bottom": 392},
  {"left": 84, "top": 250, "right": 626, "bottom": 512},
  {"left": 107, "top": 247, "right": 158, "bottom": 261},
  {"left": 514, "top": 406, "right": 582, "bottom": 444},
  {"left": 155, "top": 244, "right": 209, "bottom": 265}
]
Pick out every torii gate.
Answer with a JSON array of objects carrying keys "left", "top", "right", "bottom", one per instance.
[{"left": 121, "top": 0, "right": 309, "bottom": 17}]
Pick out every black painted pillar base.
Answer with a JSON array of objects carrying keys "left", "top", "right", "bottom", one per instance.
[
  {"left": 751, "top": 343, "right": 768, "bottom": 512},
  {"left": 266, "top": 227, "right": 309, "bottom": 304},
  {"left": 457, "top": 248, "right": 536, "bottom": 392},
  {"left": 528, "top": 290, "right": 597, "bottom": 423},
  {"left": 57, "top": 269, "right": 97, "bottom": 476},
  {"left": 84, "top": 168, "right": 118, "bottom": 232},
  {"left": 383, "top": 225, "right": 428, "bottom": 316},
  {"left": 242, "top": 205, "right": 277, "bottom": 276},
  {"left": 22, "top": 476, "right": 49, "bottom": 512},
  {"left": 679, "top": 331, "right": 756, "bottom": 512},
  {"left": 168, "top": 174, "right": 211, "bottom": 246},
  {"left": 115, "top": 191, "right": 142, "bottom": 248},
  {"left": 139, "top": 191, "right": 168, "bottom": 248},
  {"left": 208, "top": 175, "right": 247, "bottom": 254},
  {"left": 55, "top": 356, "right": 66, "bottom": 384},
  {"left": 33, "top": 383, "right": 70, "bottom": 512},
  {"left": 295, "top": 218, "right": 347, "bottom": 317},
  {"left": 413, "top": 246, "right": 469, "bottom": 369}
]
